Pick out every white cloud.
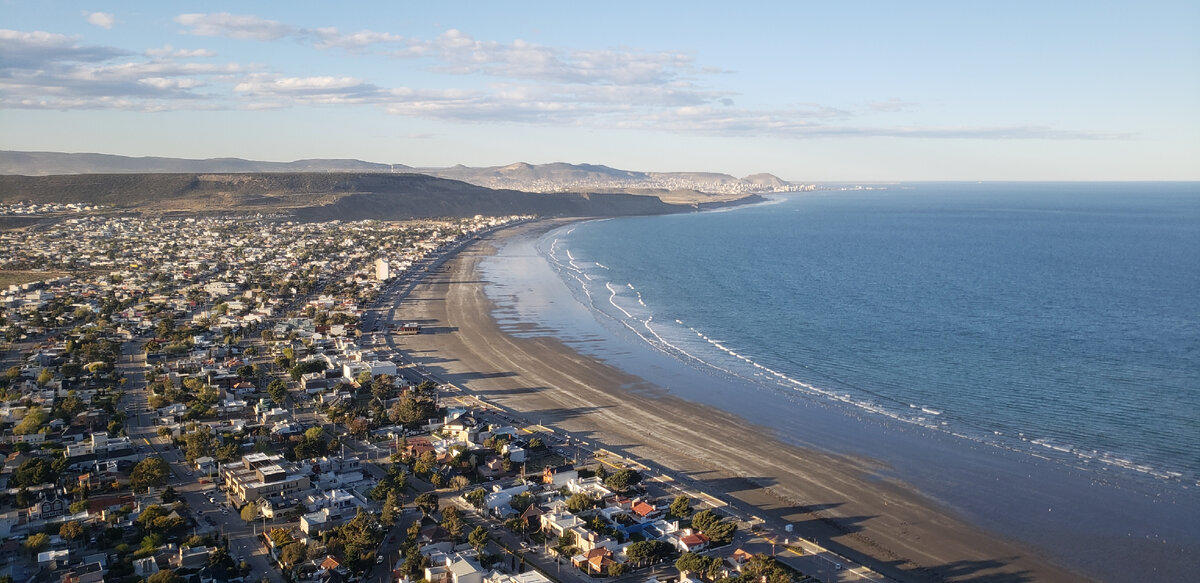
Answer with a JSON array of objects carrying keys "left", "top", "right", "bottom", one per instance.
[
  {"left": 0, "top": 29, "right": 129, "bottom": 68},
  {"left": 174, "top": 13, "right": 406, "bottom": 53},
  {"left": 310, "top": 27, "right": 405, "bottom": 50},
  {"left": 85, "top": 12, "right": 115, "bottom": 29},
  {"left": 138, "top": 77, "right": 203, "bottom": 90},
  {"left": 396, "top": 29, "right": 697, "bottom": 86},
  {"left": 175, "top": 12, "right": 293, "bottom": 41},
  {"left": 146, "top": 45, "right": 216, "bottom": 59},
  {"left": 867, "top": 98, "right": 918, "bottom": 113},
  {"left": 1, "top": 18, "right": 1116, "bottom": 141}
]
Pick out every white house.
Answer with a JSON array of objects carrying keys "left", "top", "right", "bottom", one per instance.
[{"left": 482, "top": 483, "right": 530, "bottom": 518}]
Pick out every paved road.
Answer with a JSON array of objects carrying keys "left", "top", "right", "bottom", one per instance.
[{"left": 118, "top": 341, "right": 284, "bottom": 583}]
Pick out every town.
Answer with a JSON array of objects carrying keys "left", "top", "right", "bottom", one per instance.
[{"left": 0, "top": 213, "right": 867, "bottom": 583}]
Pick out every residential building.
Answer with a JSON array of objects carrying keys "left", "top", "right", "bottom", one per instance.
[{"left": 221, "top": 453, "right": 310, "bottom": 505}]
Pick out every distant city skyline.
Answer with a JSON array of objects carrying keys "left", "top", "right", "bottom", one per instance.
[{"left": 1, "top": 1, "right": 1197, "bottom": 181}]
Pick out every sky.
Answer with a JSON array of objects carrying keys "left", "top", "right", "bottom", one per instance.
[{"left": 1, "top": 1, "right": 1197, "bottom": 181}]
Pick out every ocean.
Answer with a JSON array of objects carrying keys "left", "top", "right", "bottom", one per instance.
[{"left": 478, "top": 182, "right": 1200, "bottom": 582}]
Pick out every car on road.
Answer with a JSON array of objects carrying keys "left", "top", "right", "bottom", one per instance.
[{"left": 376, "top": 555, "right": 384, "bottom": 565}]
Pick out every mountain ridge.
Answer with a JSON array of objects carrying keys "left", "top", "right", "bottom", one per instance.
[
  {"left": 0, "top": 150, "right": 797, "bottom": 195},
  {"left": 0, "top": 171, "right": 763, "bottom": 222}
]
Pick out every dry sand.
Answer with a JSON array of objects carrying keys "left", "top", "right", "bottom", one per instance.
[{"left": 393, "top": 221, "right": 1094, "bottom": 583}]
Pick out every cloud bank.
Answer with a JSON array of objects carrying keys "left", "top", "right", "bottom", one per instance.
[{"left": 0, "top": 14, "right": 1116, "bottom": 141}]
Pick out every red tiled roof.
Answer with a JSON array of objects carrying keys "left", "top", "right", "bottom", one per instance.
[{"left": 632, "top": 501, "right": 656, "bottom": 516}]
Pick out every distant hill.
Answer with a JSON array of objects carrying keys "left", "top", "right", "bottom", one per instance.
[
  {"left": 0, "top": 151, "right": 798, "bottom": 195},
  {"left": 0, "top": 151, "right": 401, "bottom": 175},
  {"left": 417, "top": 162, "right": 795, "bottom": 195},
  {"left": 0, "top": 172, "right": 760, "bottom": 221}
]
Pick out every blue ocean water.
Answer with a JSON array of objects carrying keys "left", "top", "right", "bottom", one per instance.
[
  {"left": 474, "top": 182, "right": 1200, "bottom": 580},
  {"left": 535, "top": 183, "right": 1200, "bottom": 488}
]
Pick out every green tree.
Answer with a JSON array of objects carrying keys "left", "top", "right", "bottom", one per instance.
[
  {"left": 465, "top": 488, "right": 486, "bottom": 509},
  {"left": 54, "top": 393, "right": 86, "bottom": 420},
  {"left": 147, "top": 570, "right": 182, "bottom": 583},
  {"left": 468, "top": 526, "right": 489, "bottom": 555},
  {"left": 289, "top": 360, "right": 326, "bottom": 381},
  {"left": 413, "top": 450, "right": 437, "bottom": 477},
  {"left": 14, "top": 457, "right": 56, "bottom": 486},
  {"left": 508, "top": 491, "right": 533, "bottom": 513},
  {"left": 607, "top": 562, "right": 628, "bottom": 577},
  {"left": 554, "top": 530, "right": 577, "bottom": 557},
  {"left": 280, "top": 542, "right": 306, "bottom": 568},
  {"left": 24, "top": 532, "right": 50, "bottom": 554},
  {"left": 36, "top": 368, "right": 52, "bottom": 386},
  {"left": 414, "top": 492, "right": 439, "bottom": 516},
  {"left": 391, "top": 394, "right": 436, "bottom": 426},
  {"left": 269, "top": 528, "right": 295, "bottom": 548},
  {"left": 567, "top": 493, "right": 594, "bottom": 513},
  {"left": 604, "top": 468, "right": 642, "bottom": 492},
  {"left": 691, "top": 509, "right": 737, "bottom": 545},
  {"left": 156, "top": 317, "right": 175, "bottom": 338},
  {"left": 676, "top": 553, "right": 723, "bottom": 580},
  {"left": 13, "top": 406, "right": 49, "bottom": 435},
  {"left": 130, "top": 457, "right": 171, "bottom": 492},
  {"left": 441, "top": 505, "right": 463, "bottom": 540},
  {"left": 381, "top": 491, "right": 398, "bottom": 526},
  {"left": 625, "top": 540, "right": 674, "bottom": 567},
  {"left": 183, "top": 428, "right": 218, "bottom": 463},
  {"left": 740, "top": 554, "right": 793, "bottom": 583},
  {"left": 267, "top": 378, "right": 288, "bottom": 404},
  {"left": 137, "top": 505, "right": 168, "bottom": 530},
  {"left": 668, "top": 495, "right": 693, "bottom": 519},
  {"left": 449, "top": 475, "right": 470, "bottom": 491},
  {"left": 59, "top": 521, "right": 85, "bottom": 542},
  {"left": 371, "top": 374, "right": 395, "bottom": 401},
  {"left": 241, "top": 503, "right": 258, "bottom": 522}
]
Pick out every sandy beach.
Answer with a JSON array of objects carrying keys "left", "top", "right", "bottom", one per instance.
[{"left": 393, "top": 220, "right": 1094, "bottom": 583}]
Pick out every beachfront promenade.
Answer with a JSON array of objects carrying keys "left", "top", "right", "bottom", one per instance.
[{"left": 360, "top": 221, "right": 889, "bottom": 583}]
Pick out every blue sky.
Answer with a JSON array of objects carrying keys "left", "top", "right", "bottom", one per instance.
[{"left": 1, "top": 1, "right": 1197, "bottom": 181}]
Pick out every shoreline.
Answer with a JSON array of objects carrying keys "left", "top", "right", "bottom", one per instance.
[{"left": 393, "top": 219, "right": 1095, "bottom": 583}]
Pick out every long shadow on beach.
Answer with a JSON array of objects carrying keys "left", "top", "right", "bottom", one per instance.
[
  {"left": 451, "top": 371, "right": 519, "bottom": 381},
  {"left": 918, "top": 559, "right": 1033, "bottom": 583},
  {"left": 683, "top": 473, "right": 782, "bottom": 497},
  {"left": 773, "top": 512, "right": 1036, "bottom": 583},
  {"left": 470, "top": 386, "right": 538, "bottom": 396},
  {"left": 411, "top": 356, "right": 459, "bottom": 366},
  {"left": 511, "top": 405, "right": 616, "bottom": 427}
]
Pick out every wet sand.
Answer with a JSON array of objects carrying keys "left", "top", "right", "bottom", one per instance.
[{"left": 394, "top": 221, "right": 1094, "bottom": 583}]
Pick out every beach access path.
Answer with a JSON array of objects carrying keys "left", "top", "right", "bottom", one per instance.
[{"left": 384, "top": 220, "right": 1095, "bottom": 583}]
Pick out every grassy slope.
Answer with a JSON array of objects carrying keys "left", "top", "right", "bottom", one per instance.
[{"left": 0, "top": 172, "right": 747, "bottom": 220}]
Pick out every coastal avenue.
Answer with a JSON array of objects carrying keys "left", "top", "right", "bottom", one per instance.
[{"left": 361, "top": 222, "right": 888, "bottom": 583}]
